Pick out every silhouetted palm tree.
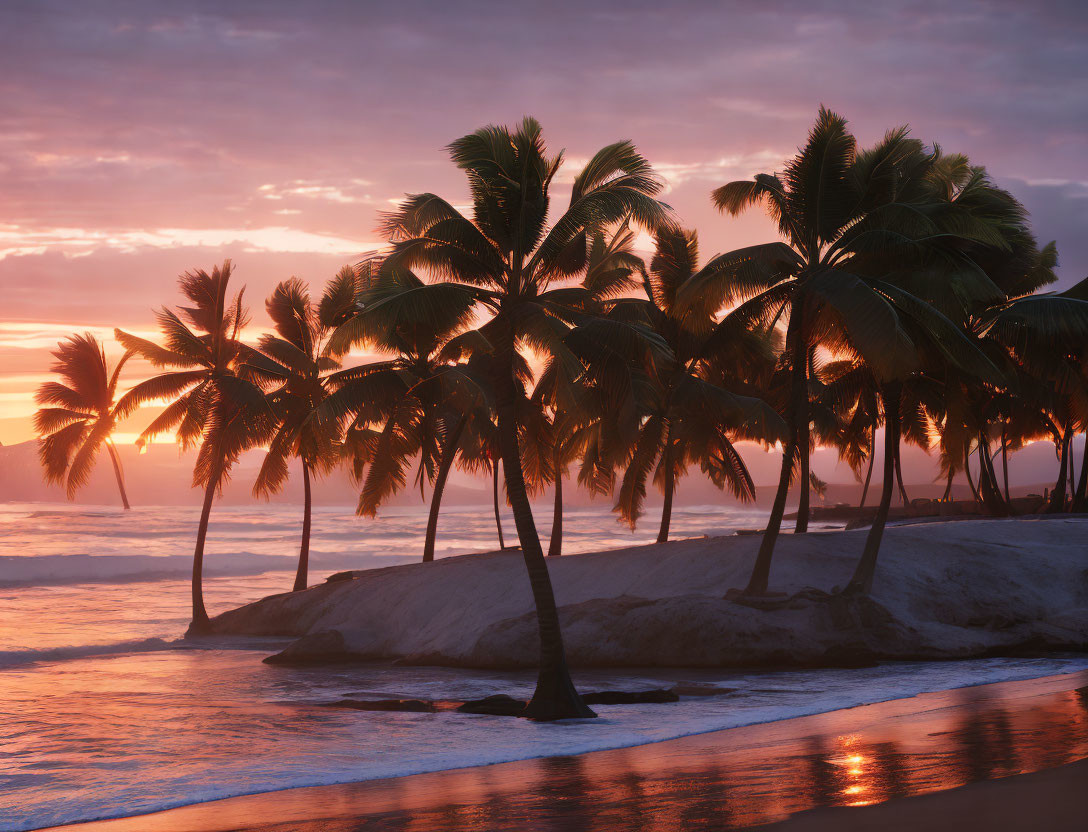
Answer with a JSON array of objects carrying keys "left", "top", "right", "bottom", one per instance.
[
  {"left": 326, "top": 261, "right": 487, "bottom": 562},
  {"left": 247, "top": 271, "right": 359, "bottom": 591},
  {"left": 612, "top": 227, "right": 783, "bottom": 540},
  {"left": 690, "top": 110, "right": 1009, "bottom": 594},
  {"left": 374, "top": 117, "right": 672, "bottom": 719},
  {"left": 115, "top": 261, "right": 270, "bottom": 634},
  {"left": 35, "top": 334, "right": 133, "bottom": 508},
  {"left": 532, "top": 224, "right": 649, "bottom": 556}
]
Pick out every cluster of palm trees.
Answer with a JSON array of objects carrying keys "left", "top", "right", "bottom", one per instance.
[{"left": 36, "top": 111, "right": 1088, "bottom": 720}]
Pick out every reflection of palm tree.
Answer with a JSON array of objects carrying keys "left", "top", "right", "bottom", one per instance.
[
  {"left": 247, "top": 273, "right": 358, "bottom": 591},
  {"left": 116, "top": 261, "right": 270, "bottom": 633},
  {"left": 35, "top": 334, "right": 133, "bottom": 508},
  {"left": 374, "top": 118, "right": 672, "bottom": 719}
]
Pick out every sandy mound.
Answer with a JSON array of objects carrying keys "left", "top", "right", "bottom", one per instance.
[{"left": 208, "top": 517, "right": 1088, "bottom": 668}]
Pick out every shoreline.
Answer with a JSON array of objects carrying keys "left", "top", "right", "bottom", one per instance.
[{"left": 37, "top": 669, "right": 1088, "bottom": 831}]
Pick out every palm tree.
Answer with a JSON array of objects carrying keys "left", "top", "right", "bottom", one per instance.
[
  {"left": 246, "top": 271, "right": 359, "bottom": 592},
  {"left": 115, "top": 261, "right": 270, "bottom": 634},
  {"left": 844, "top": 165, "right": 1081, "bottom": 591},
  {"left": 326, "top": 261, "right": 488, "bottom": 562},
  {"left": 611, "top": 227, "right": 783, "bottom": 540},
  {"left": 686, "top": 110, "right": 1010, "bottom": 595},
  {"left": 373, "top": 117, "right": 672, "bottom": 719},
  {"left": 35, "top": 334, "right": 133, "bottom": 508},
  {"left": 813, "top": 360, "right": 879, "bottom": 509},
  {"left": 532, "top": 224, "right": 649, "bottom": 556}
]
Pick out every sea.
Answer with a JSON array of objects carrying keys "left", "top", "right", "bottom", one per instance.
[{"left": 2, "top": 501, "right": 1086, "bottom": 831}]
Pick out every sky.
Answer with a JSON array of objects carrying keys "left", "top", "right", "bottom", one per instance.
[{"left": 1, "top": 0, "right": 1087, "bottom": 459}]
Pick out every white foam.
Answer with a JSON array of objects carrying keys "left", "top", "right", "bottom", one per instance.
[{"left": 0, "top": 637, "right": 176, "bottom": 668}]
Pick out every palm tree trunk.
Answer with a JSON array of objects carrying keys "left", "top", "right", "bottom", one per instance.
[
  {"left": 187, "top": 469, "right": 217, "bottom": 635},
  {"left": 977, "top": 435, "right": 1009, "bottom": 516},
  {"left": 492, "top": 463, "right": 506, "bottom": 549},
  {"left": 1068, "top": 439, "right": 1076, "bottom": 506},
  {"left": 1046, "top": 428, "right": 1071, "bottom": 513},
  {"left": 548, "top": 450, "right": 563, "bottom": 557},
  {"left": 794, "top": 379, "right": 810, "bottom": 533},
  {"left": 858, "top": 427, "right": 875, "bottom": 509},
  {"left": 894, "top": 440, "right": 909, "bottom": 506},
  {"left": 657, "top": 429, "right": 674, "bottom": 544},
  {"left": 942, "top": 468, "right": 954, "bottom": 502},
  {"left": 1072, "top": 433, "right": 1088, "bottom": 512},
  {"left": 747, "top": 311, "right": 804, "bottom": 595},
  {"left": 848, "top": 383, "right": 900, "bottom": 594},
  {"left": 964, "top": 447, "right": 980, "bottom": 504},
  {"left": 105, "top": 442, "right": 131, "bottom": 510},
  {"left": 423, "top": 416, "right": 467, "bottom": 563},
  {"left": 292, "top": 461, "right": 312, "bottom": 592},
  {"left": 492, "top": 348, "right": 594, "bottom": 721},
  {"left": 1001, "top": 426, "right": 1011, "bottom": 505}
]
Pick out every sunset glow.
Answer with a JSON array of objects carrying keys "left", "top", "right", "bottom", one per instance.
[{"left": 3, "top": 4, "right": 1087, "bottom": 831}]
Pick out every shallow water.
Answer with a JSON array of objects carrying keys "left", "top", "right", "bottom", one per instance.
[{"left": 2, "top": 502, "right": 1085, "bottom": 832}]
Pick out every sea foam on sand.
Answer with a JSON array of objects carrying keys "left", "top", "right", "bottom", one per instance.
[{"left": 209, "top": 517, "right": 1088, "bottom": 668}]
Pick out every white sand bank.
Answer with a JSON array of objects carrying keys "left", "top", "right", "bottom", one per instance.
[{"left": 209, "top": 517, "right": 1088, "bottom": 668}]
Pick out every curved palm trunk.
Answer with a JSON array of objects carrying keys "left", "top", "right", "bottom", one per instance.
[
  {"left": 964, "top": 447, "right": 981, "bottom": 504},
  {"left": 548, "top": 453, "right": 563, "bottom": 557},
  {"left": 1046, "top": 428, "right": 1071, "bottom": 513},
  {"left": 1001, "top": 426, "right": 1011, "bottom": 505},
  {"left": 1072, "top": 434, "right": 1088, "bottom": 512},
  {"left": 941, "top": 467, "right": 954, "bottom": 502},
  {"left": 187, "top": 470, "right": 218, "bottom": 635},
  {"left": 977, "top": 435, "right": 1009, "bottom": 516},
  {"left": 292, "top": 461, "right": 312, "bottom": 592},
  {"left": 848, "top": 383, "right": 900, "bottom": 594},
  {"left": 894, "top": 441, "right": 909, "bottom": 506},
  {"left": 492, "top": 463, "right": 506, "bottom": 549},
  {"left": 656, "top": 430, "right": 674, "bottom": 544},
  {"left": 493, "top": 350, "right": 594, "bottom": 721},
  {"left": 1068, "top": 441, "right": 1076, "bottom": 508},
  {"left": 423, "top": 416, "right": 467, "bottom": 563},
  {"left": 794, "top": 407, "right": 810, "bottom": 534},
  {"left": 858, "top": 428, "right": 875, "bottom": 509},
  {"left": 105, "top": 442, "right": 131, "bottom": 510},
  {"left": 746, "top": 311, "right": 804, "bottom": 596}
]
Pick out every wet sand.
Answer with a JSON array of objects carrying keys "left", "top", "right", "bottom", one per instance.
[{"left": 42, "top": 670, "right": 1088, "bottom": 831}]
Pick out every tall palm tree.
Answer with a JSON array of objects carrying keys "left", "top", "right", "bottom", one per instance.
[
  {"left": 326, "top": 262, "right": 487, "bottom": 562},
  {"left": 247, "top": 271, "right": 358, "bottom": 592},
  {"left": 372, "top": 117, "right": 672, "bottom": 719},
  {"left": 611, "top": 227, "right": 783, "bottom": 540},
  {"left": 532, "top": 223, "right": 649, "bottom": 556},
  {"left": 844, "top": 166, "right": 1077, "bottom": 591},
  {"left": 685, "top": 110, "right": 1010, "bottom": 595},
  {"left": 115, "top": 261, "right": 270, "bottom": 634},
  {"left": 35, "top": 334, "right": 133, "bottom": 508}
]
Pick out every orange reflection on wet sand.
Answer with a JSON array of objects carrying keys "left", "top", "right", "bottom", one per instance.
[{"left": 47, "top": 671, "right": 1088, "bottom": 832}]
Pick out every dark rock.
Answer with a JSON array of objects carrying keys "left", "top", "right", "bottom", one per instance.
[
  {"left": 456, "top": 694, "right": 527, "bottom": 716},
  {"left": 670, "top": 684, "right": 738, "bottom": 697},
  {"left": 325, "top": 571, "right": 356, "bottom": 583},
  {"left": 582, "top": 688, "right": 680, "bottom": 705},
  {"left": 325, "top": 698, "right": 435, "bottom": 712},
  {"left": 263, "top": 630, "right": 361, "bottom": 665}
]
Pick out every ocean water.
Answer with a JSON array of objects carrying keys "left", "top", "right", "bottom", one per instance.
[{"left": 1, "top": 502, "right": 1086, "bottom": 832}]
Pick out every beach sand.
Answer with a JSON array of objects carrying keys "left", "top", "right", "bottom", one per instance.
[
  {"left": 42, "top": 669, "right": 1088, "bottom": 831},
  {"left": 208, "top": 517, "right": 1088, "bottom": 669}
]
